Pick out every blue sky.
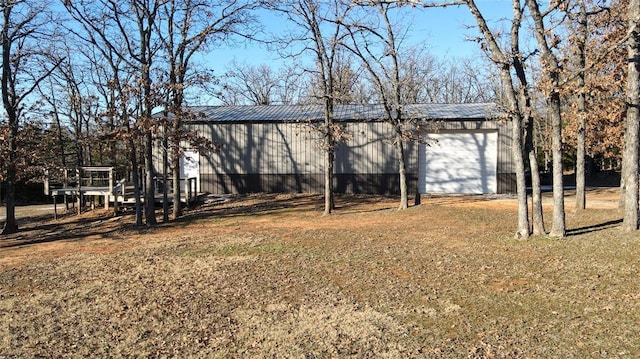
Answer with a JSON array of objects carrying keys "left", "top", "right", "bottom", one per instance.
[{"left": 204, "top": 1, "right": 514, "bottom": 72}]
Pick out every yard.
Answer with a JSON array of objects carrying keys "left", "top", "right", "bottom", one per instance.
[{"left": 0, "top": 189, "right": 638, "bottom": 358}]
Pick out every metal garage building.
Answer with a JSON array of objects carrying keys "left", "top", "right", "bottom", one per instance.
[{"left": 166, "top": 103, "right": 515, "bottom": 195}]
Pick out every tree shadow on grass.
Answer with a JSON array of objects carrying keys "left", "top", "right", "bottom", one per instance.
[
  {"left": 176, "top": 194, "right": 321, "bottom": 223},
  {"left": 566, "top": 219, "right": 623, "bottom": 237},
  {"left": 1, "top": 194, "right": 397, "bottom": 250},
  {"left": 173, "top": 193, "right": 397, "bottom": 225},
  {"left": 333, "top": 195, "right": 398, "bottom": 213},
  {"left": 0, "top": 212, "right": 137, "bottom": 250}
]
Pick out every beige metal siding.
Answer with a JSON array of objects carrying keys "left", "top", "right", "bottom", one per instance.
[
  {"left": 195, "top": 122, "right": 322, "bottom": 176},
  {"left": 180, "top": 117, "right": 514, "bottom": 195},
  {"left": 336, "top": 122, "right": 403, "bottom": 174}
]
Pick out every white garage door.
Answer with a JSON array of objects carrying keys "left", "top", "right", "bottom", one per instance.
[{"left": 418, "top": 131, "right": 498, "bottom": 194}]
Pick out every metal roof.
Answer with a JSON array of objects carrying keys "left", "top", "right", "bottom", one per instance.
[{"left": 184, "top": 103, "right": 501, "bottom": 123}]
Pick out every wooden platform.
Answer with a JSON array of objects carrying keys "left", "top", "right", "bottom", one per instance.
[
  {"left": 49, "top": 186, "right": 199, "bottom": 205},
  {"left": 45, "top": 166, "right": 199, "bottom": 218}
]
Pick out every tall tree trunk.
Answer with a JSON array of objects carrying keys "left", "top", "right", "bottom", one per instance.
[
  {"left": 129, "top": 138, "right": 143, "bottom": 226},
  {"left": 526, "top": 0, "right": 566, "bottom": 238},
  {"left": 162, "top": 134, "right": 169, "bottom": 222},
  {"left": 1, "top": 119, "right": 18, "bottom": 235},
  {"left": 511, "top": 104, "right": 529, "bottom": 239},
  {"left": 171, "top": 140, "right": 182, "bottom": 219},
  {"left": 622, "top": 0, "right": 640, "bottom": 231},
  {"left": 323, "top": 144, "right": 334, "bottom": 215},
  {"left": 144, "top": 131, "right": 157, "bottom": 225},
  {"left": 576, "top": 98, "right": 587, "bottom": 211},
  {"left": 395, "top": 125, "right": 408, "bottom": 210},
  {"left": 512, "top": 19, "right": 544, "bottom": 235},
  {"left": 526, "top": 118, "right": 546, "bottom": 235},
  {"left": 169, "top": 89, "right": 183, "bottom": 219},
  {"left": 323, "top": 100, "right": 335, "bottom": 215},
  {"left": 169, "top": 89, "right": 182, "bottom": 220},
  {"left": 516, "top": 58, "right": 545, "bottom": 235},
  {"left": 548, "top": 97, "right": 566, "bottom": 238},
  {"left": 465, "top": 0, "right": 530, "bottom": 238},
  {"left": 53, "top": 109, "right": 70, "bottom": 211},
  {"left": 1, "top": 6, "right": 17, "bottom": 234},
  {"left": 575, "top": 4, "right": 588, "bottom": 211},
  {"left": 170, "top": 90, "right": 184, "bottom": 220}
]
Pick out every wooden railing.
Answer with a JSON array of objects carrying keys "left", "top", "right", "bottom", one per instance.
[
  {"left": 45, "top": 167, "right": 200, "bottom": 217},
  {"left": 154, "top": 175, "right": 199, "bottom": 204}
]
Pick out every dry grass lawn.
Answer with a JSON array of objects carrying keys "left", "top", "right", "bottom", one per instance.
[{"left": 1, "top": 188, "right": 638, "bottom": 358}]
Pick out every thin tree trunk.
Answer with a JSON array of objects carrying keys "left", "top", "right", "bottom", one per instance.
[
  {"left": 396, "top": 126, "right": 408, "bottom": 210},
  {"left": 169, "top": 47, "right": 182, "bottom": 220},
  {"left": 53, "top": 109, "right": 70, "bottom": 212},
  {"left": 548, "top": 99, "right": 566, "bottom": 238},
  {"left": 1, "top": 124, "right": 18, "bottom": 234},
  {"left": 129, "top": 138, "right": 143, "bottom": 226},
  {"left": 513, "top": 31, "right": 544, "bottom": 235},
  {"left": 323, "top": 100, "right": 335, "bottom": 215},
  {"left": 511, "top": 107, "right": 529, "bottom": 239},
  {"left": 171, "top": 143, "right": 182, "bottom": 219},
  {"left": 324, "top": 146, "right": 334, "bottom": 215},
  {"left": 576, "top": 105, "right": 587, "bottom": 211},
  {"left": 162, "top": 134, "right": 169, "bottom": 223},
  {"left": 144, "top": 131, "right": 157, "bottom": 225},
  {"left": 170, "top": 96, "right": 183, "bottom": 219},
  {"left": 526, "top": 119, "right": 546, "bottom": 235},
  {"left": 1, "top": 4, "right": 17, "bottom": 235},
  {"left": 622, "top": 0, "right": 640, "bottom": 231},
  {"left": 169, "top": 97, "right": 182, "bottom": 220},
  {"left": 465, "top": 0, "right": 530, "bottom": 238},
  {"left": 575, "top": 4, "right": 588, "bottom": 211},
  {"left": 507, "top": 0, "right": 532, "bottom": 239},
  {"left": 526, "top": 0, "right": 565, "bottom": 238}
]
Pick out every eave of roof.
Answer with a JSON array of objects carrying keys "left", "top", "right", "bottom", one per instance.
[{"left": 180, "top": 103, "right": 502, "bottom": 123}]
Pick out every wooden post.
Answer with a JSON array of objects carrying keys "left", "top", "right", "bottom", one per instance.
[
  {"left": 106, "top": 167, "right": 113, "bottom": 211},
  {"left": 53, "top": 194, "right": 58, "bottom": 221},
  {"left": 63, "top": 168, "right": 69, "bottom": 210},
  {"left": 77, "top": 168, "right": 81, "bottom": 215},
  {"left": 113, "top": 193, "right": 119, "bottom": 216}
]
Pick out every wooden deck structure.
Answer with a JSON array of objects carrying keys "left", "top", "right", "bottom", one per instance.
[{"left": 44, "top": 167, "right": 199, "bottom": 219}]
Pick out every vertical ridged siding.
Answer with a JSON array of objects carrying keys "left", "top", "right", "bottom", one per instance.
[{"left": 169, "top": 118, "right": 514, "bottom": 195}]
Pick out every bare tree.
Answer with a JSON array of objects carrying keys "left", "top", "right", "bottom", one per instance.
[
  {"left": 1, "top": 0, "right": 60, "bottom": 235},
  {"left": 419, "top": 56, "right": 499, "bottom": 104},
  {"left": 561, "top": 1, "right": 612, "bottom": 211},
  {"left": 621, "top": 0, "right": 639, "bottom": 231},
  {"left": 134, "top": 0, "right": 162, "bottom": 226},
  {"left": 40, "top": 54, "right": 99, "bottom": 168},
  {"left": 159, "top": 0, "right": 259, "bottom": 220},
  {"left": 269, "top": 0, "right": 353, "bottom": 215},
  {"left": 306, "top": 51, "right": 364, "bottom": 105},
  {"left": 63, "top": 0, "right": 157, "bottom": 225},
  {"left": 63, "top": 0, "right": 165, "bottom": 226},
  {"left": 343, "top": 1, "right": 415, "bottom": 210},
  {"left": 219, "top": 61, "right": 279, "bottom": 105},
  {"left": 398, "top": 49, "right": 437, "bottom": 103},
  {"left": 217, "top": 62, "right": 313, "bottom": 105},
  {"left": 525, "top": 0, "right": 566, "bottom": 238},
  {"left": 463, "top": 0, "right": 536, "bottom": 238},
  {"left": 276, "top": 65, "right": 307, "bottom": 105},
  {"left": 571, "top": 2, "right": 590, "bottom": 211}
]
